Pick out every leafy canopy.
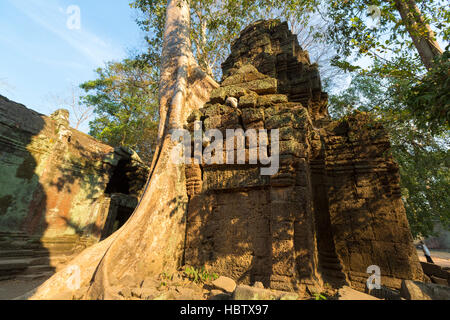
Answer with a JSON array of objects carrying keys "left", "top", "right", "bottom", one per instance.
[
  {"left": 322, "top": 0, "right": 449, "bottom": 133},
  {"left": 80, "top": 58, "right": 159, "bottom": 164},
  {"left": 130, "top": 0, "right": 320, "bottom": 80}
]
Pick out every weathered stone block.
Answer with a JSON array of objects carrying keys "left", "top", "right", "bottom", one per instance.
[
  {"left": 242, "top": 78, "right": 278, "bottom": 95},
  {"left": 239, "top": 93, "right": 258, "bottom": 108},
  {"left": 212, "top": 276, "right": 237, "bottom": 293},
  {"left": 242, "top": 108, "right": 265, "bottom": 125},
  {"left": 209, "top": 86, "right": 249, "bottom": 104},
  {"left": 257, "top": 94, "right": 288, "bottom": 107},
  {"left": 233, "top": 285, "right": 298, "bottom": 300},
  {"left": 401, "top": 280, "right": 450, "bottom": 300}
]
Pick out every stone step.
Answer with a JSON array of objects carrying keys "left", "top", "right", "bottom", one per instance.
[
  {"left": 0, "top": 258, "right": 32, "bottom": 276},
  {"left": 0, "top": 258, "right": 33, "bottom": 270},
  {"left": 0, "top": 242, "right": 41, "bottom": 251},
  {"left": 319, "top": 250, "right": 340, "bottom": 259},
  {"left": 321, "top": 261, "right": 344, "bottom": 271},
  {"left": 0, "top": 236, "right": 33, "bottom": 240},
  {"left": 319, "top": 255, "right": 341, "bottom": 264},
  {"left": 15, "top": 272, "right": 53, "bottom": 281},
  {"left": 29, "top": 255, "right": 72, "bottom": 270},
  {"left": 321, "top": 268, "right": 347, "bottom": 280},
  {"left": 0, "top": 232, "right": 28, "bottom": 238},
  {"left": 0, "top": 254, "right": 66, "bottom": 282},
  {"left": 0, "top": 275, "right": 15, "bottom": 281},
  {"left": 0, "top": 250, "right": 34, "bottom": 258},
  {"left": 0, "top": 240, "right": 28, "bottom": 248},
  {"left": 0, "top": 249, "right": 48, "bottom": 258},
  {"left": 23, "top": 264, "right": 55, "bottom": 275},
  {"left": 0, "top": 235, "right": 36, "bottom": 240}
]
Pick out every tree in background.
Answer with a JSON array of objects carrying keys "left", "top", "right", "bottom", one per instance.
[
  {"left": 80, "top": 58, "right": 159, "bottom": 164},
  {"left": 45, "top": 84, "right": 94, "bottom": 130},
  {"left": 131, "top": 0, "right": 262, "bottom": 79},
  {"left": 322, "top": 0, "right": 448, "bottom": 133},
  {"left": 131, "top": 0, "right": 337, "bottom": 82},
  {"left": 402, "top": 49, "right": 449, "bottom": 134},
  {"left": 325, "top": 0, "right": 445, "bottom": 70}
]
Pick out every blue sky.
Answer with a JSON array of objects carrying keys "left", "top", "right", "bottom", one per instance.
[{"left": 0, "top": 0, "right": 146, "bottom": 131}]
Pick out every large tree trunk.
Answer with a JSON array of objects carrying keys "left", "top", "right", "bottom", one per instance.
[
  {"left": 29, "top": 0, "right": 218, "bottom": 300},
  {"left": 394, "top": 0, "right": 443, "bottom": 70}
]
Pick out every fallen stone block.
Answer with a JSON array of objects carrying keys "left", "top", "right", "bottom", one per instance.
[
  {"left": 400, "top": 280, "right": 450, "bottom": 300},
  {"left": 212, "top": 276, "right": 236, "bottom": 293},
  {"left": 421, "top": 262, "right": 450, "bottom": 284},
  {"left": 367, "top": 286, "right": 402, "bottom": 300},
  {"left": 209, "top": 290, "right": 231, "bottom": 301},
  {"left": 232, "top": 285, "right": 299, "bottom": 300},
  {"left": 430, "top": 276, "right": 448, "bottom": 286},
  {"left": 338, "top": 286, "right": 380, "bottom": 300}
]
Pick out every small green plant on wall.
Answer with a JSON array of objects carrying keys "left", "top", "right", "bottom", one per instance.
[
  {"left": 184, "top": 266, "right": 219, "bottom": 284},
  {"left": 313, "top": 292, "right": 328, "bottom": 301}
]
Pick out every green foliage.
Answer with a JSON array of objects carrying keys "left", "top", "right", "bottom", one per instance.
[
  {"left": 160, "top": 271, "right": 174, "bottom": 281},
  {"left": 325, "top": 0, "right": 448, "bottom": 64},
  {"left": 82, "top": 0, "right": 328, "bottom": 165},
  {"left": 131, "top": 0, "right": 260, "bottom": 79},
  {"left": 313, "top": 293, "right": 328, "bottom": 300},
  {"left": 323, "top": 0, "right": 449, "bottom": 132},
  {"left": 130, "top": 0, "right": 321, "bottom": 80},
  {"left": 183, "top": 266, "right": 219, "bottom": 284},
  {"left": 330, "top": 73, "right": 449, "bottom": 238},
  {"left": 80, "top": 58, "right": 159, "bottom": 164},
  {"left": 403, "top": 48, "right": 450, "bottom": 134}
]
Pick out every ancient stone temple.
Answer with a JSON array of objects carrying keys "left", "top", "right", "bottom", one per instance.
[
  {"left": 184, "top": 20, "right": 425, "bottom": 293},
  {"left": 0, "top": 95, "right": 148, "bottom": 279}
]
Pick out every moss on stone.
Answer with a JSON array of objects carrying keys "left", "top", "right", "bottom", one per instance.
[
  {"left": 239, "top": 93, "right": 258, "bottom": 108},
  {"left": 15, "top": 154, "right": 36, "bottom": 181},
  {"left": 241, "top": 78, "right": 277, "bottom": 95},
  {"left": 0, "top": 195, "right": 13, "bottom": 215},
  {"left": 257, "top": 94, "right": 288, "bottom": 107}
]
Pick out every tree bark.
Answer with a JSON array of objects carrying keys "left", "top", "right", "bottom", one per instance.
[
  {"left": 29, "top": 0, "right": 218, "bottom": 300},
  {"left": 394, "top": 0, "right": 443, "bottom": 70}
]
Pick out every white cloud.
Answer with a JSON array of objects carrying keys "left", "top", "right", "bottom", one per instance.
[{"left": 7, "top": 0, "right": 125, "bottom": 66}]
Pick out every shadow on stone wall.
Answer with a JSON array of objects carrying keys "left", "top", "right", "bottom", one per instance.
[
  {"left": 0, "top": 95, "right": 54, "bottom": 285},
  {"left": 0, "top": 96, "right": 150, "bottom": 298}
]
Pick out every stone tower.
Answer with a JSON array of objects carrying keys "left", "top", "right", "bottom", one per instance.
[{"left": 183, "top": 20, "right": 425, "bottom": 293}]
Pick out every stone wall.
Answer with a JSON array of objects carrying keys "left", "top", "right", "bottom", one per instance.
[
  {"left": 183, "top": 20, "right": 425, "bottom": 293},
  {"left": 0, "top": 95, "right": 148, "bottom": 261},
  {"left": 184, "top": 64, "right": 322, "bottom": 292},
  {"left": 319, "top": 114, "right": 424, "bottom": 291}
]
